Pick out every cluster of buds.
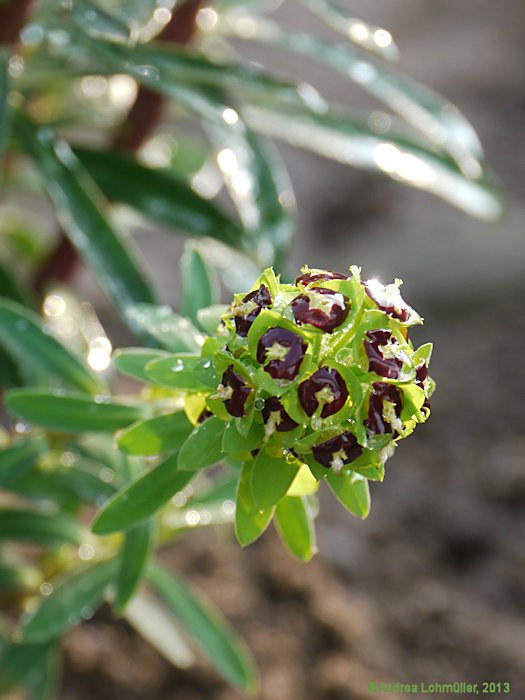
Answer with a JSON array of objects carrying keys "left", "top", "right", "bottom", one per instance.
[{"left": 196, "top": 265, "right": 433, "bottom": 480}]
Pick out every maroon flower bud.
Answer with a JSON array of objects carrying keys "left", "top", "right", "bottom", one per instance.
[
  {"left": 234, "top": 284, "right": 272, "bottom": 337},
  {"left": 197, "top": 408, "right": 213, "bottom": 423},
  {"left": 312, "top": 431, "right": 362, "bottom": 470},
  {"left": 296, "top": 269, "right": 348, "bottom": 286},
  {"left": 415, "top": 362, "right": 431, "bottom": 411},
  {"left": 218, "top": 365, "right": 252, "bottom": 417},
  {"left": 364, "top": 329, "right": 403, "bottom": 379},
  {"left": 363, "top": 279, "right": 411, "bottom": 322},
  {"left": 298, "top": 367, "right": 348, "bottom": 418},
  {"left": 291, "top": 287, "right": 350, "bottom": 333},
  {"left": 256, "top": 327, "right": 307, "bottom": 381},
  {"left": 262, "top": 397, "right": 298, "bottom": 433},
  {"left": 365, "top": 382, "right": 403, "bottom": 436}
]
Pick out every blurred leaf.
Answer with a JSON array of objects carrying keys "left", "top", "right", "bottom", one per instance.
[
  {"left": 298, "top": 0, "right": 400, "bottom": 60},
  {"left": 145, "top": 354, "right": 210, "bottom": 390},
  {"left": 5, "top": 388, "right": 144, "bottom": 433},
  {"left": 0, "top": 510, "right": 84, "bottom": 546},
  {"left": 244, "top": 102, "right": 503, "bottom": 221},
  {"left": 74, "top": 147, "right": 244, "bottom": 246},
  {"left": 235, "top": 460, "right": 273, "bottom": 546},
  {"left": 326, "top": 471, "right": 370, "bottom": 518},
  {"left": 251, "top": 449, "right": 299, "bottom": 509},
  {"left": 0, "top": 437, "right": 48, "bottom": 487},
  {"left": 124, "top": 592, "right": 195, "bottom": 669},
  {"left": 147, "top": 562, "right": 257, "bottom": 692},
  {"left": 0, "top": 641, "right": 58, "bottom": 697},
  {"left": 71, "top": 0, "right": 133, "bottom": 43},
  {"left": 125, "top": 303, "right": 203, "bottom": 352},
  {"left": 13, "top": 111, "right": 157, "bottom": 317},
  {"left": 181, "top": 240, "right": 219, "bottom": 324},
  {"left": 21, "top": 559, "right": 118, "bottom": 643},
  {"left": 0, "top": 298, "right": 103, "bottom": 394},
  {"left": 117, "top": 411, "right": 194, "bottom": 456},
  {"left": 92, "top": 452, "right": 194, "bottom": 534},
  {"left": 196, "top": 305, "right": 228, "bottom": 335},
  {"left": 24, "top": 638, "right": 60, "bottom": 700},
  {"left": 178, "top": 417, "right": 225, "bottom": 471},
  {"left": 274, "top": 495, "right": 317, "bottom": 561},
  {"left": 223, "top": 15, "right": 483, "bottom": 165},
  {"left": 0, "top": 47, "right": 10, "bottom": 165},
  {"left": 113, "top": 347, "right": 168, "bottom": 383},
  {"left": 114, "top": 520, "right": 153, "bottom": 612},
  {"left": 0, "top": 260, "right": 35, "bottom": 308},
  {"left": 0, "top": 564, "right": 38, "bottom": 594}
]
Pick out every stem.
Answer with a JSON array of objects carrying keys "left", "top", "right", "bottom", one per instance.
[{"left": 33, "top": 0, "right": 203, "bottom": 294}]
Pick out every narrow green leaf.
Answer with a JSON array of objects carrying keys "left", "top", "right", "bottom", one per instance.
[
  {"left": 125, "top": 303, "right": 203, "bottom": 352},
  {"left": 326, "top": 471, "right": 370, "bottom": 518},
  {"left": 92, "top": 452, "right": 194, "bottom": 534},
  {"left": 117, "top": 411, "right": 194, "bottom": 456},
  {"left": 124, "top": 592, "right": 195, "bottom": 669},
  {"left": 274, "top": 496, "right": 317, "bottom": 561},
  {"left": 0, "top": 641, "right": 58, "bottom": 696},
  {"left": 147, "top": 562, "right": 257, "bottom": 692},
  {"left": 114, "top": 520, "right": 153, "bottom": 612},
  {"left": 0, "top": 298, "right": 102, "bottom": 394},
  {"left": 244, "top": 102, "right": 502, "bottom": 221},
  {"left": 5, "top": 388, "right": 144, "bottom": 433},
  {"left": 145, "top": 354, "right": 209, "bottom": 390},
  {"left": 0, "top": 564, "right": 39, "bottom": 593},
  {"left": 0, "top": 437, "right": 48, "bottom": 487},
  {"left": 24, "top": 640, "right": 60, "bottom": 700},
  {"left": 178, "top": 417, "right": 225, "bottom": 471},
  {"left": 251, "top": 449, "right": 300, "bottom": 509},
  {"left": 13, "top": 111, "right": 156, "bottom": 316},
  {"left": 235, "top": 460, "right": 273, "bottom": 546},
  {"left": 196, "top": 305, "right": 228, "bottom": 335},
  {"left": 0, "top": 510, "right": 84, "bottom": 546},
  {"left": 0, "top": 47, "right": 10, "bottom": 164},
  {"left": 222, "top": 420, "right": 264, "bottom": 454},
  {"left": 0, "top": 260, "right": 35, "bottom": 308},
  {"left": 181, "top": 240, "right": 218, "bottom": 324},
  {"left": 21, "top": 559, "right": 118, "bottom": 643},
  {"left": 75, "top": 147, "right": 243, "bottom": 246},
  {"left": 112, "top": 347, "right": 169, "bottom": 383}
]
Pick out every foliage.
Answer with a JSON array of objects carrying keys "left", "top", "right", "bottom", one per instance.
[{"left": 0, "top": 0, "right": 497, "bottom": 697}]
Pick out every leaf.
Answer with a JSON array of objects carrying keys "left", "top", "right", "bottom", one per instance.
[
  {"left": 222, "top": 420, "right": 264, "bottom": 454},
  {"left": 147, "top": 562, "right": 257, "bottom": 692},
  {"left": 224, "top": 16, "right": 483, "bottom": 166},
  {"left": 0, "top": 437, "right": 48, "bottom": 487},
  {"left": 124, "top": 592, "right": 195, "bottom": 669},
  {"left": 75, "top": 147, "right": 243, "bottom": 246},
  {"left": 5, "top": 388, "right": 144, "bottom": 433},
  {"left": 91, "top": 452, "right": 194, "bottom": 534},
  {"left": 112, "top": 347, "right": 169, "bottom": 382},
  {"left": 125, "top": 303, "right": 204, "bottom": 352},
  {"left": 0, "top": 47, "right": 10, "bottom": 165},
  {"left": 197, "top": 305, "right": 228, "bottom": 335},
  {"left": 0, "top": 259, "right": 35, "bottom": 308},
  {"left": 181, "top": 240, "right": 219, "bottom": 324},
  {"left": 298, "top": 0, "right": 400, "bottom": 61},
  {"left": 274, "top": 496, "right": 317, "bottom": 561},
  {"left": 0, "top": 564, "right": 38, "bottom": 593},
  {"left": 0, "top": 298, "right": 102, "bottom": 394},
  {"left": 287, "top": 463, "right": 319, "bottom": 497},
  {"left": 0, "top": 641, "right": 58, "bottom": 696},
  {"left": 12, "top": 111, "right": 156, "bottom": 317},
  {"left": 178, "top": 417, "right": 225, "bottom": 471},
  {"left": 114, "top": 520, "right": 153, "bottom": 612},
  {"left": 21, "top": 559, "right": 118, "bottom": 643},
  {"left": 235, "top": 460, "right": 273, "bottom": 546},
  {"left": 326, "top": 471, "right": 370, "bottom": 518},
  {"left": 251, "top": 449, "right": 300, "bottom": 509},
  {"left": 244, "top": 102, "right": 503, "bottom": 221},
  {"left": 24, "top": 639, "right": 60, "bottom": 700},
  {"left": 0, "top": 510, "right": 84, "bottom": 546},
  {"left": 145, "top": 354, "right": 210, "bottom": 390},
  {"left": 117, "top": 411, "right": 194, "bottom": 456}
]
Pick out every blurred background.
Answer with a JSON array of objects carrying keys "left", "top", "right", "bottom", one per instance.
[{"left": 4, "top": 1, "right": 525, "bottom": 698}]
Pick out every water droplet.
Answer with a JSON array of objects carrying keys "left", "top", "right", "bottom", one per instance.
[
  {"left": 202, "top": 360, "right": 211, "bottom": 369},
  {"left": 172, "top": 360, "right": 184, "bottom": 372},
  {"left": 135, "top": 64, "right": 159, "bottom": 81},
  {"left": 81, "top": 606, "right": 94, "bottom": 620},
  {"left": 254, "top": 398, "right": 265, "bottom": 410}
]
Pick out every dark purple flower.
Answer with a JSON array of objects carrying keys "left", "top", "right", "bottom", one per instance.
[
  {"left": 234, "top": 284, "right": 272, "bottom": 337},
  {"left": 415, "top": 362, "right": 431, "bottom": 411},
  {"left": 365, "top": 382, "right": 403, "bottom": 436},
  {"left": 312, "top": 431, "right": 362, "bottom": 471},
  {"left": 219, "top": 365, "right": 252, "bottom": 417},
  {"left": 256, "top": 327, "right": 307, "bottom": 381},
  {"left": 197, "top": 409, "right": 213, "bottom": 423},
  {"left": 364, "top": 329, "right": 403, "bottom": 379},
  {"left": 363, "top": 279, "right": 411, "bottom": 322},
  {"left": 298, "top": 367, "right": 348, "bottom": 418},
  {"left": 262, "top": 397, "right": 298, "bottom": 432},
  {"left": 291, "top": 287, "right": 350, "bottom": 333},
  {"left": 296, "top": 269, "right": 348, "bottom": 286}
]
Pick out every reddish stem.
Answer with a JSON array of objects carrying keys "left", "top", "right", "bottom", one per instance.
[{"left": 34, "top": 0, "right": 203, "bottom": 294}]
